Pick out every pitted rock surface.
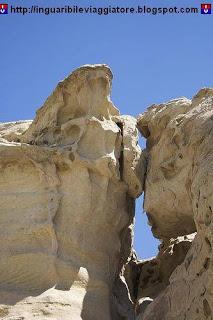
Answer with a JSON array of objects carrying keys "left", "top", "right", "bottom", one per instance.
[{"left": 137, "top": 89, "right": 213, "bottom": 320}]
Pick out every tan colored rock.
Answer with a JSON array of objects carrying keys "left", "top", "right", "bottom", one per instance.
[
  {"left": 138, "top": 97, "right": 195, "bottom": 240},
  {"left": 137, "top": 88, "right": 213, "bottom": 320},
  {"left": 136, "top": 234, "right": 195, "bottom": 316},
  {"left": 0, "top": 65, "right": 144, "bottom": 319},
  {"left": 1, "top": 66, "right": 212, "bottom": 320}
]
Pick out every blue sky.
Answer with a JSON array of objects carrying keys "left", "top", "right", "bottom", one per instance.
[{"left": 1, "top": 0, "right": 212, "bottom": 259}]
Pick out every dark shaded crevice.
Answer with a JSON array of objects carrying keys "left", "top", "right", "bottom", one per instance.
[
  {"left": 124, "top": 255, "right": 143, "bottom": 302},
  {"left": 203, "top": 299, "right": 211, "bottom": 318},
  {"left": 116, "top": 122, "right": 124, "bottom": 180}
]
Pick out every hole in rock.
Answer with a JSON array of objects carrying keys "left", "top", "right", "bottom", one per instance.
[{"left": 133, "top": 135, "right": 160, "bottom": 260}]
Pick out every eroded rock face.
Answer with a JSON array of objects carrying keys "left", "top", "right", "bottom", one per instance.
[
  {"left": 136, "top": 234, "right": 195, "bottom": 317},
  {"left": 0, "top": 65, "right": 145, "bottom": 319},
  {"left": 0, "top": 66, "right": 212, "bottom": 320},
  {"left": 137, "top": 89, "right": 213, "bottom": 320},
  {"left": 137, "top": 234, "right": 195, "bottom": 296}
]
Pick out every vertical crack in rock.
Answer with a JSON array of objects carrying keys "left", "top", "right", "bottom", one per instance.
[
  {"left": 116, "top": 122, "right": 124, "bottom": 180},
  {"left": 110, "top": 116, "right": 146, "bottom": 320}
]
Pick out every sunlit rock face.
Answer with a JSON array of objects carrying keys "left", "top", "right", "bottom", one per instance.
[
  {"left": 137, "top": 89, "right": 213, "bottom": 320},
  {"left": 0, "top": 65, "right": 212, "bottom": 320},
  {"left": 0, "top": 65, "right": 145, "bottom": 320}
]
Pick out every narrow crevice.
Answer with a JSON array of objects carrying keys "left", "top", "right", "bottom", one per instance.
[
  {"left": 111, "top": 121, "right": 135, "bottom": 319},
  {"left": 116, "top": 121, "right": 124, "bottom": 180}
]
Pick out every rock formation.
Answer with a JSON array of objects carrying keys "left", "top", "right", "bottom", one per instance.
[
  {"left": 0, "top": 65, "right": 212, "bottom": 320},
  {"left": 0, "top": 65, "right": 145, "bottom": 319},
  {"left": 137, "top": 89, "right": 213, "bottom": 319}
]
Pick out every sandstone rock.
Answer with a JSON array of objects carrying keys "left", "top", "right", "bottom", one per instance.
[
  {"left": 138, "top": 97, "right": 195, "bottom": 240},
  {"left": 136, "top": 234, "right": 195, "bottom": 317},
  {"left": 137, "top": 89, "right": 213, "bottom": 320},
  {"left": 1, "top": 65, "right": 212, "bottom": 320},
  {"left": 0, "top": 65, "right": 144, "bottom": 319}
]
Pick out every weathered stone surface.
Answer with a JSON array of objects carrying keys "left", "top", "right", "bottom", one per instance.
[
  {"left": 0, "top": 65, "right": 144, "bottom": 319},
  {"left": 138, "top": 97, "right": 195, "bottom": 240},
  {"left": 137, "top": 89, "right": 213, "bottom": 320},
  {"left": 136, "top": 234, "right": 195, "bottom": 316},
  {"left": 0, "top": 65, "right": 212, "bottom": 320}
]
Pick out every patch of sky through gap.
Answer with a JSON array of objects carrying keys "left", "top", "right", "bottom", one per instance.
[{"left": 133, "top": 135, "right": 160, "bottom": 260}]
